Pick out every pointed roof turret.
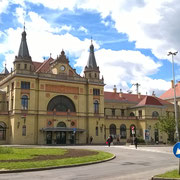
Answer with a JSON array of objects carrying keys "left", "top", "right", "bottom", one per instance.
[
  {"left": 1, "top": 64, "right": 9, "bottom": 74},
  {"left": 15, "top": 25, "right": 31, "bottom": 61},
  {"left": 86, "top": 41, "right": 98, "bottom": 69}
]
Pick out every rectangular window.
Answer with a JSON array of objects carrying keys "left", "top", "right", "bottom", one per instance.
[
  {"left": 112, "top": 109, "right": 115, "bottom": 116},
  {"left": 21, "top": 81, "right": 30, "bottom": 89},
  {"left": 96, "top": 127, "right": 98, "bottom": 136},
  {"left": 138, "top": 110, "right": 142, "bottom": 117},
  {"left": 93, "top": 89, "right": 100, "bottom": 96},
  {"left": 24, "top": 64, "right": 27, "bottom": 69},
  {"left": 121, "top": 109, "right": 125, "bottom": 117},
  {"left": 17, "top": 64, "right": 20, "bottom": 69}
]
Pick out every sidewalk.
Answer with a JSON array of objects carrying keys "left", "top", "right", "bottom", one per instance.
[{"left": 113, "top": 144, "right": 173, "bottom": 154}]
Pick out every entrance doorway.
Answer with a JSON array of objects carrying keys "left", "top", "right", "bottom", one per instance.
[
  {"left": 46, "top": 131, "right": 52, "bottom": 144},
  {"left": 56, "top": 132, "right": 66, "bottom": 144},
  {"left": 154, "top": 129, "right": 159, "bottom": 143}
]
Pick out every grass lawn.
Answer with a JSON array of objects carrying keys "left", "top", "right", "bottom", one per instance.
[
  {"left": 155, "top": 169, "right": 180, "bottom": 178},
  {"left": 0, "top": 147, "right": 114, "bottom": 170}
]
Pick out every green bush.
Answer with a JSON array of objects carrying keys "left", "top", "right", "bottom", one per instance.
[
  {"left": 0, "top": 147, "right": 14, "bottom": 154},
  {"left": 137, "top": 138, "right": 145, "bottom": 144}
]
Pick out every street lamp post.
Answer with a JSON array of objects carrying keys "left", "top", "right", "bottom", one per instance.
[
  {"left": 168, "top": 51, "right": 180, "bottom": 174},
  {"left": 167, "top": 51, "right": 179, "bottom": 141}
]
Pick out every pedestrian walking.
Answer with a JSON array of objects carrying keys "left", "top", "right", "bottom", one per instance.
[
  {"left": 134, "top": 137, "right": 138, "bottom": 149},
  {"left": 106, "top": 135, "right": 113, "bottom": 147}
]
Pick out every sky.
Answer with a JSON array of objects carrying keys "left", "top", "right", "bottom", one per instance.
[{"left": 0, "top": 0, "right": 180, "bottom": 97}]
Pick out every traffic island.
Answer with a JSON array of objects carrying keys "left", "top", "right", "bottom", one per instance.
[{"left": 0, "top": 147, "right": 115, "bottom": 173}]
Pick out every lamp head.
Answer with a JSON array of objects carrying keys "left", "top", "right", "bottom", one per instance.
[{"left": 167, "top": 52, "right": 172, "bottom": 56}]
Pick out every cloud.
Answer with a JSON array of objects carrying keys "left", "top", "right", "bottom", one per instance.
[
  {"left": 0, "top": 0, "right": 9, "bottom": 14},
  {"left": 12, "top": 0, "right": 180, "bottom": 63},
  {"left": 78, "top": 26, "right": 88, "bottom": 33},
  {"left": 75, "top": 47, "right": 168, "bottom": 96},
  {"left": 0, "top": 9, "right": 92, "bottom": 71}
]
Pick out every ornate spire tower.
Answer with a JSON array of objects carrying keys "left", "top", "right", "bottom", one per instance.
[
  {"left": 84, "top": 41, "right": 100, "bottom": 79},
  {"left": 14, "top": 25, "right": 33, "bottom": 71}
]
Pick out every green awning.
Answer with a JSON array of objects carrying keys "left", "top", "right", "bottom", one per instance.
[{"left": 41, "top": 127, "right": 85, "bottom": 132}]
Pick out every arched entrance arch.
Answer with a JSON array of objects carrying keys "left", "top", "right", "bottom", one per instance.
[
  {"left": 109, "top": 124, "right": 116, "bottom": 138},
  {"left": 47, "top": 95, "right": 76, "bottom": 112},
  {"left": 0, "top": 122, "right": 7, "bottom": 140}
]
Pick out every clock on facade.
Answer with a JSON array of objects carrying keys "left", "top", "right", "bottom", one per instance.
[{"left": 60, "top": 65, "right": 65, "bottom": 71}]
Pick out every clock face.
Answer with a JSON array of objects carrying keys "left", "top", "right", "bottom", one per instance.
[{"left": 60, "top": 65, "right": 65, "bottom": 71}]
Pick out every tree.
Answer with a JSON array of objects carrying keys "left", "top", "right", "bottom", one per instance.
[{"left": 155, "top": 115, "right": 176, "bottom": 143}]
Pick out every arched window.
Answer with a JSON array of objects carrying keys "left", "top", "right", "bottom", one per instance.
[
  {"left": 120, "top": 124, "right": 126, "bottom": 139},
  {"left": 21, "top": 95, "right": 28, "bottom": 110},
  {"left": 152, "top": 111, "right": 159, "bottom": 118},
  {"left": 57, "top": 122, "right": 66, "bottom": 127},
  {"left": 130, "top": 112, "right": 135, "bottom": 117},
  {"left": 94, "top": 100, "right": 99, "bottom": 114},
  {"left": 47, "top": 95, "right": 76, "bottom": 112},
  {"left": 0, "top": 122, "right": 6, "bottom": 140},
  {"left": 130, "top": 124, "right": 136, "bottom": 137},
  {"left": 109, "top": 124, "right": 116, "bottom": 136},
  {"left": 22, "top": 125, "right": 26, "bottom": 136}
]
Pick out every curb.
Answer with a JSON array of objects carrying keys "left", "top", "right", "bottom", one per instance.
[
  {"left": 0, "top": 155, "right": 116, "bottom": 174},
  {"left": 152, "top": 176, "right": 180, "bottom": 180}
]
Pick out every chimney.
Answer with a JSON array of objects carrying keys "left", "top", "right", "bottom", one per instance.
[
  {"left": 119, "top": 89, "right": 123, "bottom": 97},
  {"left": 113, "top": 85, "right": 117, "bottom": 93},
  {"left": 171, "top": 80, "right": 174, "bottom": 88},
  {"left": 138, "top": 92, "right": 141, "bottom": 99}
]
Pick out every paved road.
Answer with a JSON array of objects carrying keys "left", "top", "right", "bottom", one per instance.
[{"left": 0, "top": 145, "right": 177, "bottom": 180}]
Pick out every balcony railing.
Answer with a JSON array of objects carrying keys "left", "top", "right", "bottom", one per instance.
[{"left": 105, "top": 115, "right": 159, "bottom": 120}]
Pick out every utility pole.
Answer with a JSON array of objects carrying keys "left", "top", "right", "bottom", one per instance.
[{"left": 132, "top": 83, "right": 140, "bottom": 94}]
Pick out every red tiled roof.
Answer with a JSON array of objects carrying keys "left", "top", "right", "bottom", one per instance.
[
  {"left": 104, "top": 92, "right": 145, "bottom": 103},
  {"left": 32, "top": 61, "right": 43, "bottom": 71},
  {"left": 160, "top": 83, "right": 180, "bottom": 99},
  {"left": 136, "top": 96, "right": 163, "bottom": 106},
  {"left": 104, "top": 91, "right": 172, "bottom": 106},
  {"left": 35, "top": 58, "right": 54, "bottom": 73}
]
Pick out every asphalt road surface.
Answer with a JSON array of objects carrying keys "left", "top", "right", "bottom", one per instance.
[{"left": 0, "top": 145, "right": 177, "bottom": 180}]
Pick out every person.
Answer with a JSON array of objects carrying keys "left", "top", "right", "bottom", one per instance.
[
  {"left": 134, "top": 137, "right": 138, "bottom": 149},
  {"left": 90, "top": 136, "right": 93, "bottom": 144},
  {"left": 106, "top": 135, "right": 113, "bottom": 147}
]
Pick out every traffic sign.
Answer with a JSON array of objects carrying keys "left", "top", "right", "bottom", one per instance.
[
  {"left": 173, "top": 142, "right": 180, "bottom": 158},
  {"left": 73, "top": 128, "right": 77, "bottom": 133}
]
